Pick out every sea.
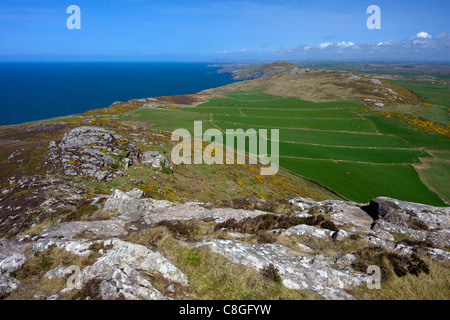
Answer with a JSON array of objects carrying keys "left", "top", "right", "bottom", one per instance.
[{"left": 0, "top": 62, "right": 235, "bottom": 126}]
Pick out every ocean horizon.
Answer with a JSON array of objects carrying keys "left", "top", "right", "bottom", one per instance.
[{"left": 0, "top": 62, "right": 235, "bottom": 126}]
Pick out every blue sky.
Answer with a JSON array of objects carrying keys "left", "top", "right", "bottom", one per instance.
[{"left": 0, "top": 0, "right": 449, "bottom": 61}]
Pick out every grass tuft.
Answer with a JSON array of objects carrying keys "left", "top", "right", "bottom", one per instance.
[{"left": 260, "top": 264, "right": 282, "bottom": 283}]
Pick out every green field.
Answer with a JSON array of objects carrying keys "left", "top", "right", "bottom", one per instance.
[
  {"left": 422, "top": 105, "right": 450, "bottom": 126},
  {"left": 119, "top": 109, "right": 215, "bottom": 133},
  {"left": 120, "top": 91, "right": 449, "bottom": 206},
  {"left": 390, "top": 80, "right": 450, "bottom": 108},
  {"left": 280, "top": 158, "right": 444, "bottom": 204},
  {"left": 277, "top": 142, "right": 429, "bottom": 164},
  {"left": 366, "top": 115, "right": 450, "bottom": 149},
  {"left": 214, "top": 115, "right": 375, "bottom": 133},
  {"left": 388, "top": 79, "right": 450, "bottom": 126},
  {"left": 200, "top": 94, "right": 361, "bottom": 109},
  {"left": 416, "top": 160, "right": 450, "bottom": 203},
  {"left": 212, "top": 122, "right": 409, "bottom": 147},
  {"left": 189, "top": 107, "right": 359, "bottom": 119}
]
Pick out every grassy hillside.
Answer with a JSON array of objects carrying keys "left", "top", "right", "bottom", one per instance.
[
  {"left": 118, "top": 87, "right": 449, "bottom": 206},
  {"left": 62, "top": 63, "right": 449, "bottom": 206},
  {"left": 390, "top": 80, "right": 450, "bottom": 107},
  {"left": 0, "top": 118, "right": 341, "bottom": 207}
]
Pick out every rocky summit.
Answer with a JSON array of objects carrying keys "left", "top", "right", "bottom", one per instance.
[
  {"left": 1, "top": 181, "right": 448, "bottom": 299},
  {"left": 0, "top": 121, "right": 449, "bottom": 300}
]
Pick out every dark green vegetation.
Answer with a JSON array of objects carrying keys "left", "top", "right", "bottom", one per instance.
[
  {"left": 349, "top": 246, "right": 450, "bottom": 300},
  {"left": 390, "top": 80, "right": 450, "bottom": 109},
  {"left": 353, "top": 246, "right": 430, "bottom": 281},
  {"left": 280, "top": 158, "right": 443, "bottom": 205},
  {"left": 415, "top": 153, "right": 450, "bottom": 203},
  {"left": 388, "top": 79, "right": 450, "bottom": 127},
  {"left": 118, "top": 88, "right": 449, "bottom": 205},
  {"left": 260, "top": 264, "right": 282, "bottom": 283},
  {"left": 195, "top": 92, "right": 449, "bottom": 205}
]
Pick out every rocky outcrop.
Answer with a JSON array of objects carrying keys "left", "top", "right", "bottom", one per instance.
[
  {"left": 1, "top": 188, "right": 449, "bottom": 300},
  {"left": 73, "top": 240, "right": 188, "bottom": 300},
  {"left": 196, "top": 239, "right": 365, "bottom": 300},
  {"left": 38, "top": 189, "right": 279, "bottom": 241},
  {"left": 7, "top": 238, "right": 189, "bottom": 300},
  {"left": 364, "top": 197, "right": 450, "bottom": 248},
  {"left": 0, "top": 175, "right": 106, "bottom": 239},
  {"left": 308, "top": 199, "right": 375, "bottom": 230},
  {"left": 103, "top": 189, "right": 146, "bottom": 215},
  {"left": 46, "top": 126, "right": 140, "bottom": 181},
  {"left": 0, "top": 240, "right": 28, "bottom": 298},
  {"left": 141, "top": 151, "right": 173, "bottom": 172},
  {"left": 46, "top": 127, "right": 174, "bottom": 181}
]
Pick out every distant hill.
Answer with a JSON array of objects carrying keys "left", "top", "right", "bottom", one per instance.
[
  {"left": 214, "top": 60, "right": 299, "bottom": 80},
  {"left": 204, "top": 64, "right": 425, "bottom": 113}
]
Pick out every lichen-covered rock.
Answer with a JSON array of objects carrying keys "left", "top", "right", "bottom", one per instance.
[
  {"left": 365, "top": 197, "right": 450, "bottom": 229},
  {"left": 141, "top": 151, "right": 173, "bottom": 172},
  {"left": 76, "top": 240, "right": 188, "bottom": 300},
  {"left": 0, "top": 240, "right": 29, "bottom": 261},
  {"left": 143, "top": 201, "right": 269, "bottom": 224},
  {"left": 0, "top": 275, "right": 21, "bottom": 298},
  {"left": 0, "top": 253, "right": 27, "bottom": 274},
  {"left": 39, "top": 219, "right": 128, "bottom": 240},
  {"left": 367, "top": 197, "right": 450, "bottom": 248},
  {"left": 31, "top": 239, "right": 95, "bottom": 256},
  {"left": 276, "top": 224, "right": 349, "bottom": 241},
  {"left": 278, "top": 224, "right": 332, "bottom": 239},
  {"left": 288, "top": 197, "right": 316, "bottom": 212},
  {"left": 125, "top": 188, "right": 144, "bottom": 199},
  {"left": 311, "top": 200, "right": 373, "bottom": 230},
  {"left": 103, "top": 189, "right": 147, "bottom": 215},
  {"left": 196, "top": 239, "right": 366, "bottom": 300},
  {"left": 46, "top": 126, "right": 141, "bottom": 181},
  {"left": 44, "top": 266, "right": 74, "bottom": 280},
  {"left": 0, "top": 240, "right": 29, "bottom": 298},
  {"left": 58, "top": 126, "right": 128, "bottom": 151}
]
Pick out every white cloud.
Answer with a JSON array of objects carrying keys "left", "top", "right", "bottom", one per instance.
[
  {"left": 435, "top": 32, "right": 450, "bottom": 47},
  {"left": 416, "top": 31, "right": 432, "bottom": 39},
  {"left": 273, "top": 31, "right": 449, "bottom": 60},
  {"left": 336, "top": 41, "right": 355, "bottom": 48},
  {"left": 319, "top": 42, "right": 332, "bottom": 49},
  {"left": 407, "top": 32, "right": 433, "bottom": 48},
  {"left": 412, "top": 39, "right": 431, "bottom": 48},
  {"left": 218, "top": 48, "right": 248, "bottom": 55}
]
